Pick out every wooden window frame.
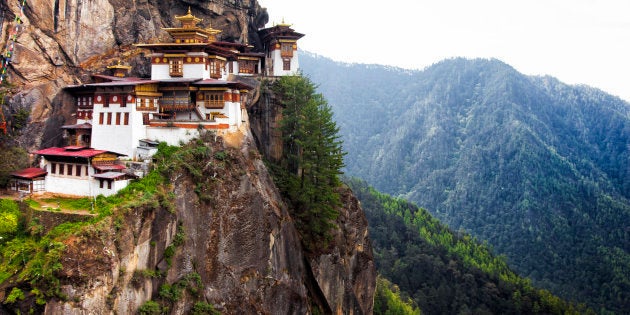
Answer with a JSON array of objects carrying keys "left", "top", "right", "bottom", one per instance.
[
  {"left": 169, "top": 58, "right": 184, "bottom": 77},
  {"left": 283, "top": 59, "right": 291, "bottom": 71},
  {"left": 116, "top": 112, "right": 121, "bottom": 125}
]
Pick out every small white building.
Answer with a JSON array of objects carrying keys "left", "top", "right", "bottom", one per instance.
[
  {"left": 259, "top": 22, "right": 304, "bottom": 76},
  {"left": 9, "top": 168, "right": 47, "bottom": 195},
  {"left": 34, "top": 146, "right": 133, "bottom": 197}
]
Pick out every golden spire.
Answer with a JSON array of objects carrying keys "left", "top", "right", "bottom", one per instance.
[
  {"left": 175, "top": 6, "right": 201, "bottom": 28},
  {"left": 278, "top": 18, "right": 292, "bottom": 27}
]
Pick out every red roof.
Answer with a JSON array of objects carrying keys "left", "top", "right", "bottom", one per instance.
[
  {"left": 35, "top": 147, "right": 125, "bottom": 158},
  {"left": 194, "top": 79, "right": 252, "bottom": 90},
  {"left": 11, "top": 167, "right": 47, "bottom": 179}
]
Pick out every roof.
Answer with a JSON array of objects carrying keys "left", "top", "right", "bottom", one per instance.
[
  {"left": 92, "top": 171, "right": 126, "bottom": 179},
  {"left": 35, "top": 147, "right": 126, "bottom": 158},
  {"left": 194, "top": 79, "right": 253, "bottom": 90},
  {"left": 66, "top": 77, "right": 158, "bottom": 90},
  {"left": 158, "top": 78, "right": 202, "bottom": 84},
  {"left": 61, "top": 122, "right": 92, "bottom": 130},
  {"left": 93, "top": 164, "right": 126, "bottom": 171},
  {"left": 11, "top": 167, "right": 47, "bottom": 179}
]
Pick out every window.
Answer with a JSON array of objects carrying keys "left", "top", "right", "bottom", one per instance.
[
  {"left": 76, "top": 165, "right": 81, "bottom": 176},
  {"left": 107, "top": 112, "right": 112, "bottom": 125},
  {"left": 124, "top": 112, "right": 129, "bottom": 125},
  {"left": 238, "top": 60, "right": 256, "bottom": 74},
  {"left": 104, "top": 96, "right": 110, "bottom": 107},
  {"left": 169, "top": 58, "right": 183, "bottom": 77},
  {"left": 107, "top": 180, "right": 112, "bottom": 189},
  {"left": 121, "top": 95, "right": 127, "bottom": 107},
  {"left": 281, "top": 43, "right": 293, "bottom": 57},
  {"left": 67, "top": 164, "right": 73, "bottom": 176},
  {"left": 59, "top": 164, "right": 65, "bottom": 175},
  {"left": 143, "top": 113, "right": 149, "bottom": 125},
  {"left": 116, "top": 112, "right": 121, "bottom": 125},
  {"left": 99, "top": 112, "right": 104, "bottom": 125},
  {"left": 203, "top": 92, "right": 224, "bottom": 108},
  {"left": 99, "top": 179, "right": 104, "bottom": 188},
  {"left": 51, "top": 163, "right": 56, "bottom": 174},
  {"left": 283, "top": 59, "right": 291, "bottom": 71}
]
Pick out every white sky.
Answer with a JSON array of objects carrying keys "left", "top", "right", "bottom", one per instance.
[{"left": 258, "top": 0, "right": 630, "bottom": 102}]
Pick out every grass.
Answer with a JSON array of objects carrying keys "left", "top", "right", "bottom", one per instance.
[{"left": 24, "top": 197, "right": 93, "bottom": 213}]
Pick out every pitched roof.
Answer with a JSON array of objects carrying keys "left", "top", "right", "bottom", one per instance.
[
  {"left": 194, "top": 79, "right": 253, "bottom": 90},
  {"left": 35, "top": 147, "right": 125, "bottom": 158},
  {"left": 11, "top": 167, "right": 47, "bottom": 179}
]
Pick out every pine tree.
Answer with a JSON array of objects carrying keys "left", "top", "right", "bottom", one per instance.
[{"left": 271, "top": 75, "right": 346, "bottom": 248}]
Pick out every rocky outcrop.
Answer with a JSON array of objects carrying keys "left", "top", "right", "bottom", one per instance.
[{"left": 18, "top": 130, "right": 374, "bottom": 314}]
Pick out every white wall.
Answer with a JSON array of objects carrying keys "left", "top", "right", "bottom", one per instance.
[
  {"left": 146, "top": 127, "right": 199, "bottom": 146},
  {"left": 93, "top": 179, "right": 130, "bottom": 197},
  {"left": 270, "top": 50, "right": 300, "bottom": 76},
  {"left": 151, "top": 65, "right": 171, "bottom": 80}
]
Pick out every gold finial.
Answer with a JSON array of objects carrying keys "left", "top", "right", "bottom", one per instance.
[
  {"left": 187, "top": 6, "right": 192, "bottom": 15},
  {"left": 278, "top": 18, "right": 292, "bottom": 27}
]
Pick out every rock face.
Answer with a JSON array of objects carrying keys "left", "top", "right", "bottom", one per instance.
[{"left": 32, "top": 131, "right": 374, "bottom": 314}]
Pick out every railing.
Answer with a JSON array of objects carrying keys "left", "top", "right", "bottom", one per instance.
[
  {"left": 160, "top": 104, "right": 194, "bottom": 112},
  {"left": 204, "top": 100, "right": 225, "bottom": 109}
]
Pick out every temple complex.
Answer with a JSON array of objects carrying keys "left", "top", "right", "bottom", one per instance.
[{"left": 9, "top": 9, "right": 304, "bottom": 197}]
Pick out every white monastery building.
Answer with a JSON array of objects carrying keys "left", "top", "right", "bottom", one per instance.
[{"left": 10, "top": 8, "right": 304, "bottom": 197}]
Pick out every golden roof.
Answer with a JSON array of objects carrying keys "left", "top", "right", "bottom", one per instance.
[
  {"left": 175, "top": 7, "right": 202, "bottom": 28},
  {"left": 106, "top": 60, "right": 132, "bottom": 70}
]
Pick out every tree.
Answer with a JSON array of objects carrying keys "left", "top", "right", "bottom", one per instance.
[{"left": 271, "top": 75, "right": 346, "bottom": 247}]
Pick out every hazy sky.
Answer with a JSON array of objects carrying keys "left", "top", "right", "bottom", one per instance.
[{"left": 258, "top": 0, "right": 630, "bottom": 102}]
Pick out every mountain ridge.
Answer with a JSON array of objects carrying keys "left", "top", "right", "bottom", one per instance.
[{"left": 301, "top": 53, "right": 630, "bottom": 313}]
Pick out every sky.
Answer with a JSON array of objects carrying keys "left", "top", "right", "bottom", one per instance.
[{"left": 258, "top": 0, "right": 630, "bottom": 102}]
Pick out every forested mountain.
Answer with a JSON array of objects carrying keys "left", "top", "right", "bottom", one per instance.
[
  {"left": 348, "top": 178, "right": 591, "bottom": 314},
  {"left": 301, "top": 53, "right": 630, "bottom": 313}
]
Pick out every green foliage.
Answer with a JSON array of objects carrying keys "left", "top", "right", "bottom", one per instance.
[
  {"left": 268, "top": 75, "right": 346, "bottom": 250},
  {"left": 191, "top": 302, "right": 220, "bottom": 315},
  {"left": 11, "top": 108, "right": 29, "bottom": 130},
  {"left": 374, "top": 276, "right": 421, "bottom": 315},
  {"left": 159, "top": 273, "right": 204, "bottom": 303},
  {"left": 302, "top": 54, "right": 630, "bottom": 312},
  {"left": 5, "top": 287, "right": 25, "bottom": 303},
  {"left": 138, "top": 300, "right": 163, "bottom": 315},
  {"left": 0, "top": 199, "right": 21, "bottom": 238},
  {"left": 348, "top": 178, "right": 593, "bottom": 315}
]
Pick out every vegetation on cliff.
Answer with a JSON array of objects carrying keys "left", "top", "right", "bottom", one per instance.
[
  {"left": 267, "top": 75, "right": 346, "bottom": 250},
  {"left": 348, "top": 178, "right": 594, "bottom": 314}
]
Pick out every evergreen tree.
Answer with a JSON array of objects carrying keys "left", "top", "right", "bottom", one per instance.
[{"left": 271, "top": 75, "right": 346, "bottom": 248}]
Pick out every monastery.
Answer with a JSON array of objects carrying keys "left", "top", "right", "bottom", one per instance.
[{"left": 9, "top": 8, "right": 303, "bottom": 197}]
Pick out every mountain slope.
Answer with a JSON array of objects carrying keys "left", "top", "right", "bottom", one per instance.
[
  {"left": 301, "top": 54, "right": 630, "bottom": 313},
  {"left": 348, "top": 178, "right": 592, "bottom": 315}
]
